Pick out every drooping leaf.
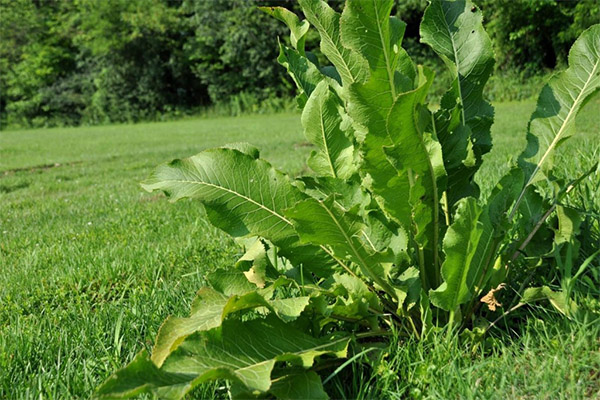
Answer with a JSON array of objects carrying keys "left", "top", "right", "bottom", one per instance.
[
  {"left": 260, "top": 6, "right": 309, "bottom": 53},
  {"left": 430, "top": 197, "right": 487, "bottom": 311},
  {"left": 521, "top": 286, "right": 577, "bottom": 317},
  {"left": 302, "top": 81, "right": 356, "bottom": 178},
  {"left": 421, "top": 0, "right": 495, "bottom": 207},
  {"left": 96, "top": 316, "right": 350, "bottom": 399},
  {"left": 151, "top": 287, "right": 228, "bottom": 367},
  {"left": 94, "top": 350, "right": 191, "bottom": 400},
  {"left": 298, "top": 0, "right": 368, "bottom": 86},
  {"left": 141, "top": 148, "right": 334, "bottom": 275}
]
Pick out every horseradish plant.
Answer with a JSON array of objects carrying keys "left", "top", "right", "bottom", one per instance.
[{"left": 96, "top": 0, "right": 599, "bottom": 398}]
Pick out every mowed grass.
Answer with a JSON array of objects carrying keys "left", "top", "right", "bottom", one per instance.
[{"left": 1, "top": 99, "right": 599, "bottom": 399}]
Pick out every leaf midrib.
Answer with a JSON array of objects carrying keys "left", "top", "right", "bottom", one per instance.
[
  {"left": 511, "top": 55, "right": 600, "bottom": 218},
  {"left": 317, "top": 98, "right": 338, "bottom": 177},
  {"left": 167, "top": 179, "right": 294, "bottom": 226},
  {"left": 439, "top": 2, "right": 466, "bottom": 125},
  {"left": 372, "top": 0, "right": 396, "bottom": 99},
  {"left": 526, "top": 57, "right": 600, "bottom": 188},
  {"left": 307, "top": 9, "right": 354, "bottom": 84}
]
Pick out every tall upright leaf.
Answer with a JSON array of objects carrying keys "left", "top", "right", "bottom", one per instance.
[
  {"left": 262, "top": 6, "right": 326, "bottom": 108},
  {"left": 302, "top": 81, "right": 356, "bottom": 178},
  {"left": 341, "top": 0, "right": 411, "bottom": 98},
  {"left": 298, "top": 0, "right": 368, "bottom": 86},
  {"left": 514, "top": 24, "right": 600, "bottom": 215},
  {"left": 339, "top": 0, "right": 418, "bottom": 231},
  {"left": 277, "top": 43, "right": 325, "bottom": 108},
  {"left": 421, "top": 0, "right": 495, "bottom": 207}
]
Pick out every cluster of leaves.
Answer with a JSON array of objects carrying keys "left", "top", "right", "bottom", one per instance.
[{"left": 95, "top": 0, "right": 599, "bottom": 398}]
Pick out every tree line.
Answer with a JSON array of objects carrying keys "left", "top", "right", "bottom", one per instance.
[{"left": 0, "top": 0, "right": 596, "bottom": 128}]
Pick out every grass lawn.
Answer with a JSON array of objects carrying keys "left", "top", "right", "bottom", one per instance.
[{"left": 1, "top": 99, "right": 599, "bottom": 399}]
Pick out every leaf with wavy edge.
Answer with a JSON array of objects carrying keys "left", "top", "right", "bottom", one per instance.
[
  {"left": 513, "top": 24, "right": 600, "bottom": 216},
  {"left": 298, "top": 0, "right": 368, "bottom": 86},
  {"left": 141, "top": 147, "right": 335, "bottom": 275},
  {"left": 152, "top": 278, "right": 310, "bottom": 368},
  {"left": 95, "top": 316, "right": 350, "bottom": 399},
  {"left": 421, "top": 0, "right": 495, "bottom": 207},
  {"left": 302, "top": 81, "right": 356, "bottom": 178}
]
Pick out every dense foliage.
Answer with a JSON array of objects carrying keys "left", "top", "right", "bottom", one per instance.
[
  {"left": 0, "top": 0, "right": 596, "bottom": 128},
  {"left": 94, "top": 0, "right": 599, "bottom": 398}
]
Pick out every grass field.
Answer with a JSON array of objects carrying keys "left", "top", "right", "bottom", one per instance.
[{"left": 1, "top": 100, "right": 599, "bottom": 399}]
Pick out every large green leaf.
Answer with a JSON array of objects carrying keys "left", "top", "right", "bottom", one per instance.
[
  {"left": 421, "top": 0, "right": 495, "bottom": 207},
  {"left": 141, "top": 148, "right": 334, "bottom": 275},
  {"left": 429, "top": 197, "right": 486, "bottom": 311},
  {"left": 515, "top": 24, "right": 600, "bottom": 212},
  {"left": 298, "top": 0, "right": 368, "bottom": 86},
  {"left": 269, "top": 370, "right": 328, "bottom": 400},
  {"left": 95, "top": 316, "right": 350, "bottom": 399},
  {"left": 302, "top": 81, "right": 356, "bottom": 178}
]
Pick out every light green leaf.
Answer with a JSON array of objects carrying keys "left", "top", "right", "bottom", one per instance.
[
  {"left": 521, "top": 286, "right": 577, "bottom": 317},
  {"left": 207, "top": 268, "right": 257, "bottom": 296},
  {"left": 94, "top": 350, "right": 191, "bottom": 400},
  {"left": 516, "top": 24, "right": 600, "bottom": 211},
  {"left": 298, "top": 0, "right": 368, "bottom": 86},
  {"left": 302, "top": 81, "right": 356, "bottom": 178},
  {"left": 421, "top": 0, "right": 495, "bottom": 207},
  {"left": 235, "top": 239, "right": 279, "bottom": 288},
  {"left": 141, "top": 148, "right": 334, "bottom": 275},
  {"left": 430, "top": 197, "right": 486, "bottom": 311},
  {"left": 151, "top": 277, "right": 311, "bottom": 368},
  {"left": 260, "top": 6, "right": 309, "bottom": 53},
  {"left": 381, "top": 66, "right": 445, "bottom": 287},
  {"left": 340, "top": 0, "right": 419, "bottom": 234}
]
